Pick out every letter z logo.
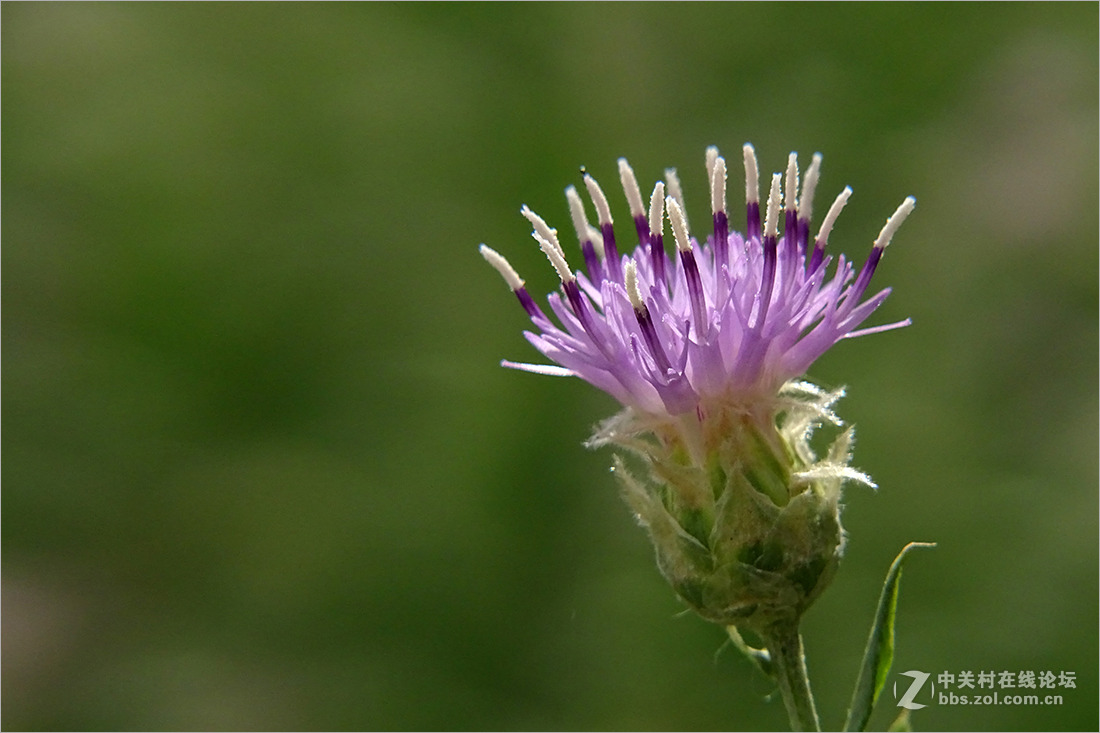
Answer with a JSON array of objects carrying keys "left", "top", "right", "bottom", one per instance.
[{"left": 893, "top": 670, "right": 934, "bottom": 710}]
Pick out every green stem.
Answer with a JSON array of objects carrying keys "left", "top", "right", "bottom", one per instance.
[{"left": 763, "top": 624, "right": 821, "bottom": 732}]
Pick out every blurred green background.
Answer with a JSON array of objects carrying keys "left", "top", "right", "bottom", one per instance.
[{"left": 3, "top": 3, "right": 1097, "bottom": 731}]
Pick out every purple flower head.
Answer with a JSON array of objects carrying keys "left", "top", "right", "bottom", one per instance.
[{"left": 481, "top": 145, "right": 915, "bottom": 418}]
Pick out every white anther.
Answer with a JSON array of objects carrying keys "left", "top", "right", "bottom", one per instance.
[
  {"left": 815, "top": 187, "right": 852, "bottom": 246},
  {"left": 521, "top": 205, "right": 565, "bottom": 259},
  {"left": 479, "top": 244, "right": 524, "bottom": 291},
  {"left": 648, "top": 181, "right": 665, "bottom": 238},
  {"left": 618, "top": 158, "right": 646, "bottom": 220},
  {"left": 664, "top": 167, "right": 687, "bottom": 225},
  {"left": 710, "top": 155, "right": 727, "bottom": 216},
  {"left": 874, "top": 196, "right": 917, "bottom": 249},
  {"left": 706, "top": 146, "right": 720, "bottom": 185},
  {"left": 799, "top": 153, "right": 823, "bottom": 222},
  {"left": 565, "top": 185, "right": 593, "bottom": 248},
  {"left": 784, "top": 153, "right": 799, "bottom": 212},
  {"left": 763, "top": 173, "right": 783, "bottom": 239},
  {"left": 586, "top": 225, "right": 605, "bottom": 259},
  {"left": 625, "top": 259, "right": 645, "bottom": 311},
  {"left": 666, "top": 196, "right": 692, "bottom": 253},
  {"left": 583, "top": 173, "right": 614, "bottom": 227},
  {"left": 743, "top": 143, "right": 760, "bottom": 205},
  {"left": 533, "top": 232, "right": 575, "bottom": 284}
]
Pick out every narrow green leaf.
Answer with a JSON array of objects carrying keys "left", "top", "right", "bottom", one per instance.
[{"left": 843, "top": 542, "right": 935, "bottom": 732}]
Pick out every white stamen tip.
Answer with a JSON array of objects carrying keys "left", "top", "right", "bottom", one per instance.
[
  {"left": 664, "top": 168, "right": 687, "bottom": 224},
  {"left": 874, "top": 196, "right": 916, "bottom": 249},
  {"left": 625, "top": 259, "right": 645, "bottom": 311},
  {"left": 479, "top": 244, "right": 524, "bottom": 291},
  {"left": 784, "top": 153, "right": 799, "bottom": 211},
  {"left": 705, "top": 146, "right": 720, "bottom": 184},
  {"left": 586, "top": 225, "right": 605, "bottom": 259},
  {"left": 567, "top": 183, "right": 602, "bottom": 255},
  {"left": 815, "top": 186, "right": 852, "bottom": 246},
  {"left": 799, "top": 153, "right": 823, "bottom": 222},
  {"left": 521, "top": 205, "right": 563, "bottom": 256},
  {"left": 564, "top": 185, "right": 588, "bottom": 233},
  {"left": 763, "top": 173, "right": 783, "bottom": 238},
  {"left": 583, "top": 173, "right": 614, "bottom": 227},
  {"left": 742, "top": 143, "right": 759, "bottom": 205},
  {"left": 618, "top": 158, "right": 646, "bottom": 219},
  {"left": 666, "top": 196, "right": 692, "bottom": 252},
  {"left": 533, "top": 232, "right": 574, "bottom": 284},
  {"left": 710, "top": 155, "right": 727, "bottom": 216},
  {"left": 648, "top": 181, "right": 665, "bottom": 238}
]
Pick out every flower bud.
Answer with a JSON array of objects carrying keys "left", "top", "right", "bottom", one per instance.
[{"left": 591, "top": 382, "right": 871, "bottom": 635}]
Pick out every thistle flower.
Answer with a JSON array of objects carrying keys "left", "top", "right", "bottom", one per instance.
[{"left": 480, "top": 145, "right": 914, "bottom": 636}]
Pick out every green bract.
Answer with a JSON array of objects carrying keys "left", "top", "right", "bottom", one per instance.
[{"left": 590, "top": 381, "right": 871, "bottom": 635}]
